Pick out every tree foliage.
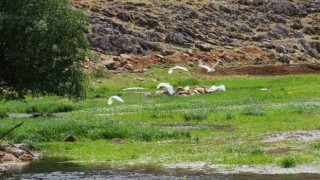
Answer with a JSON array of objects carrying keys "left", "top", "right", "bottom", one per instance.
[{"left": 0, "top": 0, "right": 89, "bottom": 100}]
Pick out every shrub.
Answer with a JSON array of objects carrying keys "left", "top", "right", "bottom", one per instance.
[
  {"left": 0, "top": 110, "right": 8, "bottom": 119},
  {"left": 226, "top": 112, "right": 235, "bottom": 120},
  {"left": 278, "top": 156, "right": 296, "bottom": 168},
  {"left": 25, "top": 106, "right": 39, "bottom": 114}
]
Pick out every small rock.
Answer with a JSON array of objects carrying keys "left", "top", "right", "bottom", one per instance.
[
  {"left": 187, "top": 49, "right": 193, "bottom": 55},
  {"left": 64, "top": 135, "right": 77, "bottom": 142},
  {"left": 161, "top": 50, "right": 176, "bottom": 56},
  {"left": 1, "top": 153, "right": 17, "bottom": 162},
  {"left": 136, "top": 77, "right": 144, "bottom": 81},
  {"left": 18, "top": 154, "right": 33, "bottom": 162},
  {"left": 0, "top": 151, "right": 5, "bottom": 158},
  {"left": 100, "top": 59, "right": 115, "bottom": 66},
  {"left": 120, "top": 54, "right": 132, "bottom": 59},
  {"left": 124, "top": 63, "right": 134, "bottom": 71},
  {"left": 183, "top": 53, "right": 190, "bottom": 58},
  {"left": 156, "top": 54, "right": 164, "bottom": 59},
  {"left": 196, "top": 43, "right": 212, "bottom": 52}
]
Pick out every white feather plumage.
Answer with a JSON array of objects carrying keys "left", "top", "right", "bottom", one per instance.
[
  {"left": 108, "top": 96, "right": 124, "bottom": 105},
  {"left": 157, "top": 83, "right": 174, "bottom": 95},
  {"left": 198, "top": 60, "right": 220, "bottom": 72},
  {"left": 168, "top": 66, "right": 189, "bottom": 74}
]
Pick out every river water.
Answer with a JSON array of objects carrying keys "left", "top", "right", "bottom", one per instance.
[{"left": 2, "top": 158, "right": 320, "bottom": 179}]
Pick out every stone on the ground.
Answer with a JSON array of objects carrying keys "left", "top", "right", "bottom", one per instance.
[
  {"left": 1, "top": 154, "right": 17, "bottom": 162},
  {"left": 64, "top": 135, "right": 77, "bottom": 142}
]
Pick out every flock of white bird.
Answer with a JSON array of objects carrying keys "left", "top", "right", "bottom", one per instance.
[{"left": 108, "top": 61, "right": 225, "bottom": 105}]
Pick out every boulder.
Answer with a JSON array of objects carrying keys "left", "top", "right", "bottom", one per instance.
[
  {"left": 120, "top": 54, "right": 132, "bottom": 59},
  {"left": 100, "top": 59, "right": 115, "bottom": 66},
  {"left": 165, "top": 31, "right": 193, "bottom": 48},
  {"left": 5, "top": 147, "right": 24, "bottom": 157},
  {"left": 116, "top": 11, "right": 132, "bottom": 21},
  {"left": 1, "top": 153, "right": 17, "bottom": 162},
  {"left": 270, "top": 0, "right": 307, "bottom": 17},
  {"left": 18, "top": 154, "right": 33, "bottom": 162}
]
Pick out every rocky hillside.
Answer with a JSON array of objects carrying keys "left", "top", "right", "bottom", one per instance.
[{"left": 72, "top": 0, "right": 320, "bottom": 67}]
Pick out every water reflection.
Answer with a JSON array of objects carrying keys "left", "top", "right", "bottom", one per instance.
[{"left": 1, "top": 157, "right": 320, "bottom": 179}]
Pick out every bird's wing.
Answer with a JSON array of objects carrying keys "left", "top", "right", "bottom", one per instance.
[
  {"left": 217, "top": 85, "right": 226, "bottom": 91},
  {"left": 112, "top": 96, "right": 124, "bottom": 103},
  {"left": 157, "top": 83, "right": 168, "bottom": 89},
  {"left": 166, "top": 84, "right": 174, "bottom": 95},
  {"left": 198, "top": 65, "right": 211, "bottom": 71},
  {"left": 209, "top": 85, "right": 218, "bottom": 91},
  {"left": 108, "top": 97, "right": 113, "bottom": 105},
  {"left": 175, "top": 66, "right": 189, "bottom": 72},
  {"left": 157, "top": 83, "right": 174, "bottom": 95}
]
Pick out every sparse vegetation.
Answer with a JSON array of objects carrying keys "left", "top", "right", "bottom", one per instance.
[{"left": 182, "top": 110, "right": 209, "bottom": 121}]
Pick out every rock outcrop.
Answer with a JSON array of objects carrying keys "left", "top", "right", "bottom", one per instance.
[{"left": 72, "top": 0, "right": 319, "bottom": 66}]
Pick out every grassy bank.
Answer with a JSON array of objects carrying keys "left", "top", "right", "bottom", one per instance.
[{"left": 1, "top": 68, "right": 320, "bottom": 168}]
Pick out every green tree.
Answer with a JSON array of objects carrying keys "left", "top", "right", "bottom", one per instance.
[{"left": 0, "top": 0, "right": 89, "bottom": 100}]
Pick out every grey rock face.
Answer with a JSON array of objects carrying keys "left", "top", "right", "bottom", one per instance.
[
  {"left": 165, "top": 31, "right": 193, "bottom": 48},
  {"left": 270, "top": 0, "right": 307, "bottom": 17}
]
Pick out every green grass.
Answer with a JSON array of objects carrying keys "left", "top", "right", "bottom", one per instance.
[
  {"left": 182, "top": 110, "right": 209, "bottom": 121},
  {"left": 1, "top": 69, "right": 320, "bottom": 169}
]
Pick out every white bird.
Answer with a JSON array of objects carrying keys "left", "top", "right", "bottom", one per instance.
[
  {"left": 122, "top": 87, "right": 146, "bottom": 91},
  {"left": 168, "top": 65, "right": 189, "bottom": 74},
  {"left": 108, "top": 96, "right": 124, "bottom": 105},
  {"left": 208, "top": 85, "right": 226, "bottom": 92},
  {"left": 157, "top": 83, "right": 174, "bottom": 95},
  {"left": 198, "top": 60, "right": 221, "bottom": 72}
]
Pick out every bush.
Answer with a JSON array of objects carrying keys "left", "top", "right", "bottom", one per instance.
[
  {"left": 0, "top": 110, "right": 8, "bottom": 119},
  {"left": 25, "top": 106, "right": 40, "bottom": 114},
  {"left": 278, "top": 156, "right": 296, "bottom": 168},
  {"left": 226, "top": 112, "right": 235, "bottom": 120},
  {"left": 182, "top": 111, "right": 208, "bottom": 121}
]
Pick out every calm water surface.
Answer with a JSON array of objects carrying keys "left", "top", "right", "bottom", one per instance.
[{"left": 1, "top": 157, "right": 320, "bottom": 179}]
